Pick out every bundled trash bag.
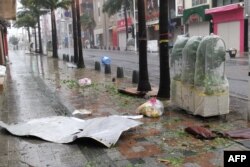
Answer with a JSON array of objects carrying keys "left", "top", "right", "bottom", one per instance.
[
  {"left": 136, "top": 98, "right": 164, "bottom": 118},
  {"left": 101, "top": 56, "right": 111, "bottom": 65},
  {"left": 78, "top": 78, "right": 91, "bottom": 86}
]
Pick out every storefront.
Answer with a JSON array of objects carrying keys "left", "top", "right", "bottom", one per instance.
[
  {"left": 205, "top": 3, "right": 245, "bottom": 53},
  {"left": 183, "top": 4, "right": 212, "bottom": 37},
  {"left": 117, "top": 18, "right": 132, "bottom": 50}
]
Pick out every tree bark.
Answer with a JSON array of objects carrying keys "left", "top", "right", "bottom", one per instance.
[
  {"left": 72, "top": 0, "right": 78, "bottom": 64},
  {"left": 76, "top": 0, "right": 85, "bottom": 68},
  {"left": 51, "top": 9, "right": 58, "bottom": 58},
  {"left": 157, "top": 0, "right": 170, "bottom": 99},
  {"left": 34, "top": 27, "right": 37, "bottom": 52},
  {"left": 27, "top": 27, "right": 31, "bottom": 52},
  {"left": 37, "top": 15, "right": 43, "bottom": 54},
  {"left": 137, "top": 0, "right": 151, "bottom": 92}
]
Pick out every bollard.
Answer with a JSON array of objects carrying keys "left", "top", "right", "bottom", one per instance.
[
  {"left": 63, "top": 54, "right": 66, "bottom": 61},
  {"left": 132, "top": 70, "right": 139, "bottom": 84},
  {"left": 117, "top": 67, "right": 124, "bottom": 78},
  {"left": 105, "top": 64, "right": 111, "bottom": 74},
  {"left": 95, "top": 61, "right": 101, "bottom": 71},
  {"left": 65, "top": 55, "right": 68, "bottom": 62},
  {"left": 71, "top": 55, "right": 74, "bottom": 62}
]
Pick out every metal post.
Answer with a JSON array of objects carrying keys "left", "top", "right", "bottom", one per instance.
[{"left": 133, "top": 0, "right": 137, "bottom": 52}]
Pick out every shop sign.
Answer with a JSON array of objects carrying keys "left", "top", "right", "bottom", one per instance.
[
  {"left": 176, "top": 0, "right": 184, "bottom": 17},
  {"left": 117, "top": 18, "right": 132, "bottom": 31},
  {"left": 188, "top": 14, "right": 201, "bottom": 23}
]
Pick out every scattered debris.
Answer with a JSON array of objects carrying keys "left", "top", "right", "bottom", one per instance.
[
  {"left": 0, "top": 65, "right": 6, "bottom": 76},
  {"left": 72, "top": 109, "right": 92, "bottom": 116},
  {"left": 225, "top": 128, "right": 250, "bottom": 139},
  {"left": 0, "top": 115, "right": 142, "bottom": 147},
  {"left": 136, "top": 98, "right": 164, "bottom": 118},
  {"left": 78, "top": 78, "right": 92, "bottom": 86},
  {"left": 118, "top": 87, "right": 158, "bottom": 97},
  {"left": 66, "top": 63, "right": 77, "bottom": 68},
  {"left": 119, "top": 115, "right": 143, "bottom": 119},
  {"left": 158, "top": 158, "right": 170, "bottom": 164},
  {"left": 185, "top": 126, "right": 216, "bottom": 139}
]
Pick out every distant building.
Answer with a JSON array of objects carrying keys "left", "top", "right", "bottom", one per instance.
[{"left": 206, "top": 0, "right": 245, "bottom": 53}]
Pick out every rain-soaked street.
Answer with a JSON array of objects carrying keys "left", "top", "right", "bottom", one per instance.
[{"left": 0, "top": 50, "right": 250, "bottom": 167}]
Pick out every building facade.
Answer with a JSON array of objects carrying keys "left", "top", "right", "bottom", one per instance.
[
  {"left": 183, "top": 0, "right": 212, "bottom": 37},
  {"left": 206, "top": 0, "right": 245, "bottom": 53},
  {"left": 93, "top": 0, "right": 116, "bottom": 48},
  {"left": 0, "top": 0, "right": 16, "bottom": 65}
]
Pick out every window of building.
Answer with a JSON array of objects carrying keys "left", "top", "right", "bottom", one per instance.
[
  {"left": 192, "top": 0, "right": 207, "bottom": 6},
  {"left": 212, "top": 0, "right": 243, "bottom": 7}
]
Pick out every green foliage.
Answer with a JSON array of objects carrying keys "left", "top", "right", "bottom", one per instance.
[
  {"left": 37, "top": 0, "right": 71, "bottom": 10},
  {"left": 62, "top": 79, "right": 79, "bottom": 89},
  {"left": 165, "top": 157, "right": 184, "bottom": 167},
  {"left": 80, "top": 13, "right": 96, "bottom": 31},
  {"left": 14, "top": 13, "right": 36, "bottom": 28},
  {"left": 102, "top": 0, "right": 133, "bottom": 16}
]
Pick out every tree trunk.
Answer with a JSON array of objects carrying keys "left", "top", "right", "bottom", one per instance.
[
  {"left": 157, "top": 0, "right": 170, "bottom": 99},
  {"left": 37, "top": 15, "right": 43, "bottom": 54},
  {"left": 27, "top": 27, "right": 31, "bottom": 43},
  {"left": 34, "top": 27, "right": 37, "bottom": 52},
  {"left": 51, "top": 9, "right": 58, "bottom": 58},
  {"left": 76, "top": 0, "right": 85, "bottom": 68},
  {"left": 137, "top": 0, "right": 151, "bottom": 92},
  {"left": 27, "top": 27, "right": 31, "bottom": 52},
  {"left": 72, "top": 0, "right": 78, "bottom": 64}
]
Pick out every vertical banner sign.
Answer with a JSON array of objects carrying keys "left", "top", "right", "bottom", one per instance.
[{"left": 175, "top": 0, "right": 184, "bottom": 17}]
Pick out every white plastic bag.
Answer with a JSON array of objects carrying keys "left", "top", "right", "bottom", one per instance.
[{"left": 136, "top": 98, "right": 164, "bottom": 118}]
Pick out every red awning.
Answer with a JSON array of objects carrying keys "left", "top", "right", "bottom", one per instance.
[{"left": 205, "top": 3, "right": 243, "bottom": 14}]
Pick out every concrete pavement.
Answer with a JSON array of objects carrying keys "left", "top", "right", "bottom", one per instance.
[{"left": 0, "top": 50, "right": 250, "bottom": 167}]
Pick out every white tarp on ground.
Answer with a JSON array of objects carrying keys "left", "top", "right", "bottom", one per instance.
[{"left": 0, "top": 115, "right": 142, "bottom": 147}]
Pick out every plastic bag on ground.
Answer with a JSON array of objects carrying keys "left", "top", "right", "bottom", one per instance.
[
  {"left": 136, "top": 98, "right": 164, "bottom": 118},
  {"left": 78, "top": 78, "right": 91, "bottom": 86},
  {"left": 101, "top": 56, "right": 111, "bottom": 65}
]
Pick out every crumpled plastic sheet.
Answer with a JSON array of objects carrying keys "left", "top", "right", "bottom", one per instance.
[
  {"left": 0, "top": 115, "right": 142, "bottom": 147},
  {"left": 225, "top": 128, "right": 250, "bottom": 139}
]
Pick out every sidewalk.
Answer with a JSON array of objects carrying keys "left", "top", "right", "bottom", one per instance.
[{"left": 0, "top": 50, "right": 250, "bottom": 167}]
